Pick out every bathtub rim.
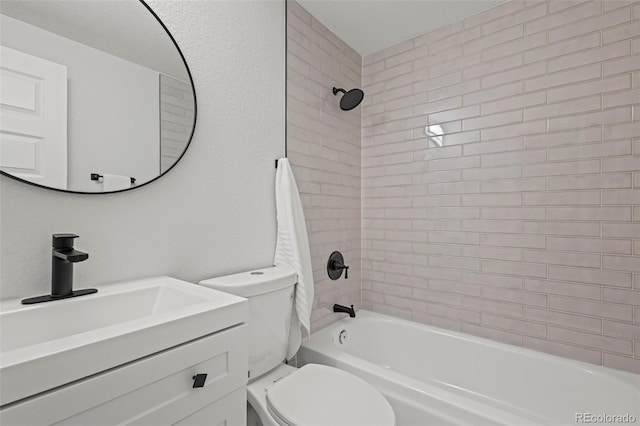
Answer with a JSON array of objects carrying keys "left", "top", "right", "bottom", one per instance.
[
  {"left": 299, "top": 339, "right": 550, "bottom": 425},
  {"left": 300, "top": 310, "right": 639, "bottom": 425},
  {"left": 307, "top": 310, "right": 639, "bottom": 386}
]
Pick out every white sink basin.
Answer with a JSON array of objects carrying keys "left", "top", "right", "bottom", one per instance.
[{"left": 0, "top": 276, "right": 248, "bottom": 406}]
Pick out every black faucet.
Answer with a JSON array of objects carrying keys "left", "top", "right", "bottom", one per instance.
[
  {"left": 51, "top": 234, "right": 90, "bottom": 296},
  {"left": 21, "top": 234, "right": 97, "bottom": 304},
  {"left": 333, "top": 304, "right": 356, "bottom": 318}
]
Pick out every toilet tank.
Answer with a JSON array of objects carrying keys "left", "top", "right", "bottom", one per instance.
[{"left": 199, "top": 266, "right": 297, "bottom": 380}]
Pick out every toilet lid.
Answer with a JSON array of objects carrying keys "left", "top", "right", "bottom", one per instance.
[{"left": 266, "top": 364, "right": 395, "bottom": 426}]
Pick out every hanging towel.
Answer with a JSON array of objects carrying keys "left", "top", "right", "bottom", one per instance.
[
  {"left": 102, "top": 174, "right": 131, "bottom": 191},
  {"left": 274, "top": 158, "right": 315, "bottom": 359}
]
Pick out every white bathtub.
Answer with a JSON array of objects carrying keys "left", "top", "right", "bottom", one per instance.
[{"left": 298, "top": 311, "right": 640, "bottom": 426}]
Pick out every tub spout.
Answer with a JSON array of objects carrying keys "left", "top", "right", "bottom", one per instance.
[{"left": 333, "top": 304, "right": 356, "bottom": 318}]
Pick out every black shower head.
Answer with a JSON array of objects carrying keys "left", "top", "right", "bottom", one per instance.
[{"left": 333, "top": 87, "right": 364, "bottom": 111}]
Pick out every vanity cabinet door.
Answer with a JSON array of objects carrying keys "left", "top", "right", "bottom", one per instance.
[
  {"left": 173, "top": 387, "right": 246, "bottom": 426},
  {"left": 0, "top": 324, "right": 248, "bottom": 426}
]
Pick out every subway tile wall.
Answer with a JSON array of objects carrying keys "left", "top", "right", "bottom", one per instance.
[
  {"left": 160, "top": 74, "right": 195, "bottom": 174},
  {"left": 361, "top": 0, "right": 640, "bottom": 373},
  {"left": 287, "top": 1, "right": 362, "bottom": 331}
]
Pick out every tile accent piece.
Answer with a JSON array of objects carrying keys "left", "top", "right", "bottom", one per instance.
[
  {"left": 547, "top": 75, "right": 631, "bottom": 103},
  {"left": 548, "top": 266, "right": 632, "bottom": 287},
  {"left": 361, "top": 0, "right": 640, "bottom": 373},
  {"left": 524, "top": 336, "right": 603, "bottom": 364},
  {"left": 549, "top": 296, "right": 633, "bottom": 322},
  {"left": 524, "top": 307, "right": 602, "bottom": 333},
  {"left": 547, "top": 7, "right": 631, "bottom": 43},
  {"left": 524, "top": 0, "right": 602, "bottom": 35},
  {"left": 548, "top": 327, "right": 633, "bottom": 355},
  {"left": 524, "top": 278, "right": 602, "bottom": 300},
  {"left": 547, "top": 40, "right": 631, "bottom": 73}
]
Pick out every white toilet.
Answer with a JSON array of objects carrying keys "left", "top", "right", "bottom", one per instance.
[{"left": 199, "top": 266, "right": 395, "bottom": 426}]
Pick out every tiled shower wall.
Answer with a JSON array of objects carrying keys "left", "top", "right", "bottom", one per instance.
[
  {"left": 361, "top": 0, "right": 640, "bottom": 373},
  {"left": 160, "top": 74, "right": 195, "bottom": 174},
  {"left": 287, "top": 1, "right": 362, "bottom": 331}
]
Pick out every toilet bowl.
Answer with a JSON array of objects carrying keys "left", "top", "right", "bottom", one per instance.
[{"left": 199, "top": 266, "right": 395, "bottom": 426}]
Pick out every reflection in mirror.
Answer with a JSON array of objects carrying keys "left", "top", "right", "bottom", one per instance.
[{"left": 0, "top": 0, "right": 196, "bottom": 193}]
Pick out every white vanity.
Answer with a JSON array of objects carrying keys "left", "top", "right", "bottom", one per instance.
[{"left": 0, "top": 277, "right": 248, "bottom": 425}]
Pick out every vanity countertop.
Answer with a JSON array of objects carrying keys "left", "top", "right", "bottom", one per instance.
[{"left": 0, "top": 276, "right": 247, "bottom": 406}]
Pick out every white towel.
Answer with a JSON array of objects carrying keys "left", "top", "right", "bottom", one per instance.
[
  {"left": 102, "top": 174, "right": 131, "bottom": 191},
  {"left": 274, "top": 158, "right": 314, "bottom": 359}
]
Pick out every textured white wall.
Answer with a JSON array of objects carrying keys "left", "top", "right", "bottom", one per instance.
[{"left": 0, "top": 0, "right": 285, "bottom": 299}]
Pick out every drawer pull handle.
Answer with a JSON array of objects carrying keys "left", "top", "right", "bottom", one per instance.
[{"left": 192, "top": 373, "right": 207, "bottom": 388}]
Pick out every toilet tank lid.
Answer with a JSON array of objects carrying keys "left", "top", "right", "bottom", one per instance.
[{"left": 199, "top": 266, "right": 297, "bottom": 297}]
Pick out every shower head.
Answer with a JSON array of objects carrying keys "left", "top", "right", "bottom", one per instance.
[{"left": 333, "top": 87, "right": 364, "bottom": 111}]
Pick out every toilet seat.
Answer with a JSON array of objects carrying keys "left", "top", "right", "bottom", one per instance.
[{"left": 265, "top": 364, "right": 395, "bottom": 426}]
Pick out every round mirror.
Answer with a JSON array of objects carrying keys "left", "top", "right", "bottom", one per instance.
[{"left": 0, "top": 0, "right": 196, "bottom": 193}]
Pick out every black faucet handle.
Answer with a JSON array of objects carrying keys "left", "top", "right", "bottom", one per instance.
[
  {"left": 334, "top": 261, "right": 350, "bottom": 279},
  {"left": 53, "top": 249, "right": 89, "bottom": 262},
  {"left": 53, "top": 234, "right": 79, "bottom": 249}
]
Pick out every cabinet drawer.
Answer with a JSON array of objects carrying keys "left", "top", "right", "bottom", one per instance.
[
  {"left": 174, "top": 386, "right": 246, "bottom": 426},
  {"left": 1, "top": 324, "right": 247, "bottom": 426}
]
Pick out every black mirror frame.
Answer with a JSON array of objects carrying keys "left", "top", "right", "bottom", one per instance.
[{"left": 0, "top": 0, "right": 197, "bottom": 195}]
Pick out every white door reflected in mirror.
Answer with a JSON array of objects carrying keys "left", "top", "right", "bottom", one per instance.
[
  {"left": 0, "top": 46, "right": 68, "bottom": 190},
  {"left": 0, "top": 0, "right": 195, "bottom": 193}
]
